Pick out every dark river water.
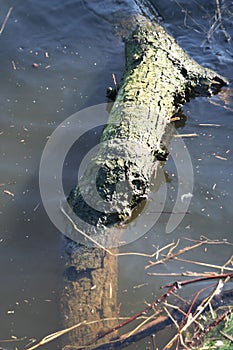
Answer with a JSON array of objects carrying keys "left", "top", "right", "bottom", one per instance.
[{"left": 0, "top": 1, "right": 233, "bottom": 349}]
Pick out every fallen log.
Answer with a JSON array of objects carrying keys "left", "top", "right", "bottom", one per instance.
[
  {"left": 61, "top": 15, "right": 227, "bottom": 349},
  {"left": 68, "top": 17, "right": 227, "bottom": 234}
]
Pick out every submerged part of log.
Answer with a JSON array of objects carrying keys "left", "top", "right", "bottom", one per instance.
[
  {"left": 60, "top": 238, "right": 118, "bottom": 348},
  {"left": 68, "top": 18, "right": 227, "bottom": 238}
]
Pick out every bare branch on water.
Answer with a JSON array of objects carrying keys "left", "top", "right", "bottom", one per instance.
[{"left": 0, "top": 7, "right": 13, "bottom": 35}]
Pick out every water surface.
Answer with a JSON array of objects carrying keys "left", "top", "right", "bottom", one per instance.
[{"left": 0, "top": 0, "right": 233, "bottom": 349}]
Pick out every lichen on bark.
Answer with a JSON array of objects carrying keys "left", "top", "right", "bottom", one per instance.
[{"left": 68, "top": 17, "right": 227, "bottom": 234}]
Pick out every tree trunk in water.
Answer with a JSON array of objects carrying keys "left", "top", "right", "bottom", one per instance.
[
  {"left": 60, "top": 16, "right": 227, "bottom": 349},
  {"left": 68, "top": 17, "right": 227, "bottom": 232}
]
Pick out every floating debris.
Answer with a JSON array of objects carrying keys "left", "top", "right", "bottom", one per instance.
[
  {"left": 212, "top": 152, "right": 227, "bottom": 160},
  {"left": 11, "top": 60, "right": 17, "bottom": 70},
  {"left": 3, "top": 189, "right": 14, "bottom": 197},
  {"left": 7, "top": 310, "right": 15, "bottom": 314},
  {"left": 181, "top": 192, "right": 193, "bottom": 202},
  {"left": 199, "top": 123, "right": 221, "bottom": 127},
  {"left": 174, "top": 133, "right": 198, "bottom": 138},
  {"left": 0, "top": 7, "right": 13, "bottom": 35}
]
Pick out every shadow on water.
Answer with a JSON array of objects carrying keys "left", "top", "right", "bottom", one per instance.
[{"left": 0, "top": 0, "right": 233, "bottom": 349}]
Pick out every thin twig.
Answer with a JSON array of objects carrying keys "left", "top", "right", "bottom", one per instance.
[
  {"left": 210, "top": 99, "right": 233, "bottom": 113},
  {"left": 215, "top": 0, "right": 231, "bottom": 42},
  {"left": 146, "top": 240, "right": 206, "bottom": 269},
  {"left": 163, "top": 306, "right": 179, "bottom": 330},
  {"left": 186, "top": 285, "right": 212, "bottom": 318},
  {"left": 26, "top": 317, "right": 129, "bottom": 350},
  {"left": 161, "top": 272, "right": 233, "bottom": 289},
  {"left": 0, "top": 7, "right": 13, "bottom": 35},
  {"left": 112, "top": 73, "right": 117, "bottom": 87},
  {"left": 60, "top": 204, "right": 174, "bottom": 259},
  {"left": 174, "top": 257, "right": 233, "bottom": 272},
  {"left": 26, "top": 321, "right": 86, "bottom": 350},
  {"left": 174, "top": 0, "right": 206, "bottom": 32},
  {"left": 148, "top": 272, "right": 220, "bottom": 277},
  {"left": 11, "top": 60, "right": 17, "bottom": 70},
  {"left": 163, "top": 280, "right": 224, "bottom": 349},
  {"left": 220, "top": 329, "right": 233, "bottom": 343},
  {"left": 221, "top": 255, "right": 233, "bottom": 273},
  {"left": 174, "top": 133, "right": 198, "bottom": 138},
  {"left": 60, "top": 204, "right": 114, "bottom": 256},
  {"left": 126, "top": 312, "right": 157, "bottom": 338}
]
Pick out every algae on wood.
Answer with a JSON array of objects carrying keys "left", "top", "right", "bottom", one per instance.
[{"left": 68, "top": 18, "right": 227, "bottom": 232}]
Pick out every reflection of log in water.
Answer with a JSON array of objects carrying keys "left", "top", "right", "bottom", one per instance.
[{"left": 60, "top": 13, "right": 227, "bottom": 349}]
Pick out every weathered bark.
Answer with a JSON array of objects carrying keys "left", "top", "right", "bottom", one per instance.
[
  {"left": 61, "top": 16, "right": 227, "bottom": 349},
  {"left": 68, "top": 18, "right": 227, "bottom": 233}
]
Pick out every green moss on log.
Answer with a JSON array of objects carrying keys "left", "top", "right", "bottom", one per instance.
[{"left": 68, "top": 18, "right": 227, "bottom": 233}]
